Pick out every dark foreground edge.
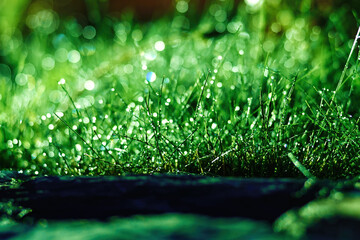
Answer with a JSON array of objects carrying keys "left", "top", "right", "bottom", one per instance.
[{"left": 0, "top": 173, "right": 339, "bottom": 221}]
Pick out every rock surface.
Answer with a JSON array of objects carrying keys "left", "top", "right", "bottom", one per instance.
[
  {"left": 1, "top": 174, "right": 324, "bottom": 221},
  {"left": 1, "top": 172, "right": 360, "bottom": 239}
]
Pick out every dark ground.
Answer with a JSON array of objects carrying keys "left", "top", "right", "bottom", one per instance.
[{"left": 1, "top": 171, "right": 360, "bottom": 239}]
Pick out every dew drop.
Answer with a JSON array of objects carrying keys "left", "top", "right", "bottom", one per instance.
[
  {"left": 146, "top": 72, "right": 157, "bottom": 82},
  {"left": 58, "top": 78, "right": 66, "bottom": 85}
]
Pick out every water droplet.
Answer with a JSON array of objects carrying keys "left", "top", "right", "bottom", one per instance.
[
  {"left": 264, "top": 68, "right": 269, "bottom": 77},
  {"left": 146, "top": 72, "right": 157, "bottom": 82},
  {"left": 75, "top": 144, "right": 82, "bottom": 151},
  {"left": 58, "top": 78, "right": 66, "bottom": 85}
]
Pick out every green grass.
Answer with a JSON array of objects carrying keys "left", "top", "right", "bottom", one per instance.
[{"left": 0, "top": 1, "right": 360, "bottom": 179}]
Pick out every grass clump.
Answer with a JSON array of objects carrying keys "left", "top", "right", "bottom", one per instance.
[{"left": 0, "top": 1, "right": 360, "bottom": 179}]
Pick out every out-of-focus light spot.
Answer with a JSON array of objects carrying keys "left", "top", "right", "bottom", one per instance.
[
  {"left": 227, "top": 22, "right": 242, "bottom": 33},
  {"left": 271, "top": 23, "right": 281, "bottom": 33},
  {"left": 23, "top": 63, "right": 36, "bottom": 76},
  {"left": 223, "top": 61, "right": 232, "bottom": 71},
  {"left": 155, "top": 41, "right": 165, "bottom": 51},
  {"left": 55, "top": 48, "right": 68, "bottom": 62},
  {"left": 164, "top": 78, "right": 170, "bottom": 84},
  {"left": 170, "top": 56, "right": 184, "bottom": 70},
  {"left": 214, "top": 9, "right": 227, "bottom": 22},
  {"left": 132, "top": 29, "right": 143, "bottom": 41},
  {"left": 215, "top": 23, "right": 226, "bottom": 33},
  {"left": 263, "top": 40, "right": 275, "bottom": 53},
  {"left": 84, "top": 80, "right": 95, "bottom": 91},
  {"left": 146, "top": 72, "right": 156, "bottom": 82},
  {"left": 124, "top": 64, "right": 134, "bottom": 74},
  {"left": 245, "top": 0, "right": 263, "bottom": 7},
  {"left": 284, "top": 58, "right": 295, "bottom": 68},
  {"left": 176, "top": 1, "right": 189, "bottom": 13},
  {"left": 211, "top": 123, "right": 217, "bottom": 129},
  {"left": 68, "top": 50, "right": 81, "bottom": 63},
  {"left": 26, "top": 10, "right": 59, "bottom": 34},
  {"left": 80, "top": 44, "right": 96, "bottom": 56},
  {"left": 58, "top": 78, "right": 66, "bottom": 85},
  {"left": 83, "top": 25, "right": 96, "bottom": 40},
  {"left": 144, "top": 51, "right": 157, "bottom": 61},
  {"left": 42, "top": 56, "right": 55, "bottom": 70},
  {"left": 142, "top": 65, "right": 148, "bottom": 70},
  {"left": 239, "top": 32, "right": 250, "bottom": 39},
  {"left": 15, "top": 73, "right": 28, "bottom": 86},
  {"left": 48, "top": 124, "right": 54, "bottom": 130},
  {"left": 278, "top": 10, "right": 293, "bottom": 27},
  {"left": 138, "top": 96, "right": 144, "bottom": 102},
  {"left": 239, "top": 50, "right": 245, "bottom": 55}
]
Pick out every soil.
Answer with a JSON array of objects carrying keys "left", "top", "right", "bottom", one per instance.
[{"left": 1, "top": 171, "right": 360, "bottom": 239}]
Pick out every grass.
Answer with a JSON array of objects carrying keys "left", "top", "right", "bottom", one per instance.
[{"left": 0, "top": 1, "right": 360, "bottom": 179}]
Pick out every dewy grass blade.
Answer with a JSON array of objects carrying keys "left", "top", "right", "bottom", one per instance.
[
  {"left": 54, "top": 112, "right": 101, "bottom": 159},
  {"left": 331, "top": 25, "right": 360, "bottom": 105},
  {"left": 288, "top": 153, "right": 315, "bottom": 179}
]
